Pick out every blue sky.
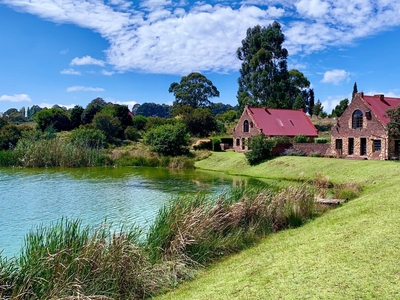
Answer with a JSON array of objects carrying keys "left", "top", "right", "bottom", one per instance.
[{"left": 1, "top": 0, "right": 400, "bottom": 115}]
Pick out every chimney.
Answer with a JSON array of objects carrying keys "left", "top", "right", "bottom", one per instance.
[
  {"left": 360, "top": 92, "right": 364, "bottom": 98},
  {"left": 374, "top": 94, "right": 384, "bottom": 101}
]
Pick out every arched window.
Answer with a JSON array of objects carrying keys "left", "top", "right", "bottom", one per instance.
[
  {"left": 352, "top": 110, "right": 363, "bottom": 128},
  {"left": 244, "top": 120, "right": 249, "bottom": 132}
]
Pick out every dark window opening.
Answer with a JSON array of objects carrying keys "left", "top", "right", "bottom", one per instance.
[
  {"left": 289, "top": 120, "right": 295, "bottom": 126},
  {"left": 374, "top": 140, "right": 381, "bottom": 151},
  {"left": 352, "top": 110, "right": 363, "bottom": 128},
  {"left": 360, "top": 138, "right": 366, "bottom": 155},
  {"left": 242, "top": 138, "right": 245, "bottom": 150},
  {"left": 348, "top": 138, "right": 354, "bottom": 155},
  {"left": 244, "top": 120, "right": 249, "bottom": 132},
  {"left": 336, "top": 139, "right": 343, "bottom": 156},
  {"left": 236, "top": 138, "right": 240, "bottom": 146}
]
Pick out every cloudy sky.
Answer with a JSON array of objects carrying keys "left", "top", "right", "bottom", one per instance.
[{"left": 1, "top": 0, "right": 400, "bottom": 114}]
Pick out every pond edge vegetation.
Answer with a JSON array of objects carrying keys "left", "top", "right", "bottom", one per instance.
[{"left": 0, "top": 174, "right": 361, "bottom": 299}]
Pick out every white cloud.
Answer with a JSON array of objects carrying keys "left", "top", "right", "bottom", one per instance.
[
  {"left": 295, "top": 0, "right": 330, "bottom": 18},
  {"left": 102, "top": 70, "right": 115, "bottom": 76},
  {"left": 0, "top": 94, "right": 31, "bottom": 102},
  {"left": 321, "top": 69, "right": 349, "bottom": 85},
  {"left": 70, "top": 56, "right": 105, "bottom": 67},
  {"left": 67, "top": 86, "right": 105, "bottom": 92},
  {"left": 60, "top": 68, "right": 81, "bottom": 75},
  {"left": 109, "top": 100, "right": 137, "bottom": 110},
  {"left": 321, "top": 94, "right": 350, "bottom": 114},
  {"left": 2, "top": 0, "right": 400, "bottom": 74},
  {"left": 60, "top": 49, "right": 69, "bottom": 55}
]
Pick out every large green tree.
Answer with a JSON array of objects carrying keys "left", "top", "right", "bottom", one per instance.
[
  {"left": 169, "top": 72, "right": 220, "bottom": 110},
  {"left": 331, "top": 98, "right": 349, "bottom": 117},
  {"left": 237, "top": 22, "right": 310, "bottom": 111},
  {"left": 35, "top": 108, "right": 71, "bottom": 132}
]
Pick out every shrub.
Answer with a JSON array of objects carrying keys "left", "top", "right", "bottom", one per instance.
[
  {"left": 132, "top": 115, "right": 148, "bottom": 131},
  {"left": 314, "top": 138, "right": 328, "bottom": 144},
  {"left": 0, "top": 125, "right": 21, "bottom": 150},
  {"left": 281, "top": 148, "right": 306, "bottom": 156},
  {"left": 144, "top": 123, "right": 189, "bottom": 156},
  {"left": 273, "top": 135, "right": 291, "bottom": 144},
  {"left": 124, "top": 126, "right": 141, "bottom": 141},
  {"left": 211, "top": 137, "right": 221, "bottom": 151},
  {"left": 294, "top": 134, "right": 309, "bottom": 143},
  {"left": 92, "top": 112, "right": 123, "bottom": 144},
  {"left": 69, "top": 128, "right": 106, "bottom": 149},
  {"left": 245, "top": 134, "right": 276, "bottom": 165},
  {"left": 193, "top": 139, "right": 212, "bottom": 151}
]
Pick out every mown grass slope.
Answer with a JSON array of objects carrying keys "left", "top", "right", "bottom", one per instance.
[{"left": 155, "top": 153, "right": 400, "bottom": 299}]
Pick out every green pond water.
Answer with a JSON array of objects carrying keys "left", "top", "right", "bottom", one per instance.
[{"left": 0, "top": 167, "right": 266, "bottom": 258}]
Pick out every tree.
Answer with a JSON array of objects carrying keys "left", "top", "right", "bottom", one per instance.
[
  {"left": 237, "top": 22, "right": 291, "bottom": 110},
  {"left": 312, "top": 100, "right": 324, "bottom": 117},
  {"left": 293, "top": 94, "right": 306, "bottom": 110},
  {"left": 112, "top": 104, "right": 133, "bottom": 129},
  {"left": 144, "top": 123, "right": 189, "bottom": 156},
  {"left": 331, "top": 98, "right": 349, "bottom": 118},
  {"left": 92, "top": 112, "right": 122, "bottom": 143},
  {"left": 182, "top": 107, "right": 218, "bottom": 137},
  {"left": 81, "top": 98, "right": 107, "bottom": 125},
  {"left": 135, "top": 103, "right": 171, "bottom": 118},
  {"left": 308, "top": 88, "right": 315, "bottom": 116},
  {"left": 0, "top": 124, "right": 21, "bottom": 150},
  {"left": 70, "top": 105, "right": 84, "bottom": 129},
  {"left": 245, "top": 134, "right": 276, "bottom": 165},
  {"left": 132, "top": 115, "right": 148, "bottom": 131},
  {"left": 69, "top": 128, "right": 106, "bottom": 149},
  {"left": 386, "top": 107, "right": 400, "bottom": 136},
  {"left": 352, "top": 82, "right": 358, "bottom": 100},
  {"left": 35, "top": 108, "right": 71, "bottom": 132},
  {"left": 211, "top": 103, "right": 236, "bottom": 116},
  {"left": 169, "top": 72, "right": 220, "bottom": 110}
]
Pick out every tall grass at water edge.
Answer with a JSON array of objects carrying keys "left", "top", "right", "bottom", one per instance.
[
  {"left": 0, "top": 138, "right": 107, "bottom": 167},
  {"left": 0, "top": 182, "right": 329, "bottom": 299}
]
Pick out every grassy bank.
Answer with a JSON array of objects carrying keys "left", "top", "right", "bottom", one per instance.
[{"left": 153, "top": 153, "right": 400, "bottom": 299}]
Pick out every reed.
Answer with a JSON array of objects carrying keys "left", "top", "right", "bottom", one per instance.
[{"left": 0, "top": 183, "right": 329, "bottom": 299}]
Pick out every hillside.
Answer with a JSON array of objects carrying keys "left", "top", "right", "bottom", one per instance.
[{"left": 155, "top": 153, "right": 400, "bottom": 299}]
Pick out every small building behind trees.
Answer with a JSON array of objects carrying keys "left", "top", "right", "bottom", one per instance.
[
  {"left": 233, "top": 106, "right": 318, "bottom": 152},
  {"left": 329, "top": 93, "right": 400, "bottom": 160}
]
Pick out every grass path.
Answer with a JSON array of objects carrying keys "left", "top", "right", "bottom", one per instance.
[{"left": 155, "top": 153, "right": 400, "bottom": 299}]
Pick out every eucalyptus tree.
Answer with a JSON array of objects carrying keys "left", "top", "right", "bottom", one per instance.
[{"left": 169, "top": 72, "right": 220, "bottom": 111}]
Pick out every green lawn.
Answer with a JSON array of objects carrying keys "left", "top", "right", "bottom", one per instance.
[{"left": 155, "top": 153, "right": 400, "bottom": 299}]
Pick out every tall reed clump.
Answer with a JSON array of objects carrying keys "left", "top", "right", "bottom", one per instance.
[
  {"left": 146, "top": 184, "right": 316, "bottom": 265},
  {"left": 0, "top": 218, "right": 188, "bottom": 299},
  {"left": 10, "top": 138, "right": 107, "bottom": 167}
]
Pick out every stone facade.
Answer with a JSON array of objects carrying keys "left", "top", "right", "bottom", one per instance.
[
  {"left": 232, "top": 108, "right": 262, "bottom": 152},
  {"left": 329, "top": 93, "right": 396, "bottom": 160}
]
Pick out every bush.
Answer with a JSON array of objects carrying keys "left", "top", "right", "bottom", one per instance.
[
  {"left": 132, "top": 115, "right": 148, "bottom": 131},
  {"left": 245, "top": 134, "right": 276, "bottom": 165},
  {"left": 211, "top": 137, "right": 221, "bottom": 151},
  {"left": 314, "top": 138, "right": 328, "bottom": 144},
  {"left": 193, "top": 139, "right": 212, "bottom": 151},
  {"left": 144, "top": 123, "right": 189, "bottom": 156},
  {"left": 69, "top": 128, "right": 106, "bottom": 149},
  {"left": 92, "top": 112, "right": 122, "bottom": 144},
  {"left": 273, "top": 135, "right": 291, "bottom": 144},
  {"left": 124, "top": 126, "right": 141, "bottom": 141},
  {"left": 294, "top": 134, "right": 309, "bottom": 143}
]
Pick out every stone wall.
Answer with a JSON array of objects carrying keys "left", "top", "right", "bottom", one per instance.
[{"left": 293, "top": 143, "right": 331, "bottom": 156}]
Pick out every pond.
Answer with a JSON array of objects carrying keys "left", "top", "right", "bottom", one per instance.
[{"left": 0, "top": 167, "right": 267, "bottom": 258}]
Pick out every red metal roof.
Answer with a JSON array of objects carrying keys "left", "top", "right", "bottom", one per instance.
[
  {"left": 362, "top": 94, "right": 400, "bottom": 125},
  {"left": 247, "top": 106, "right": 318, "bottom": 137}
]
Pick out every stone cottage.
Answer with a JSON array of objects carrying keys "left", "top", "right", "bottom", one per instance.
[
  {"left": 329, "top": 93, "right": 400, "bottom": 160},
  {"left": 233, "top": 106, "right": 318, "bottom": 152}
]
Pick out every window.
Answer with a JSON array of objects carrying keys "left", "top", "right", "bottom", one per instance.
[
  {"left": 374, "top": 140, "right": 381, "bottom": 151},
  {"left": 244, "top": 120, "right": 249, "bottom": 132},
  {"left": 236, "top": 138, "right": 240, "bottom": 146},
  {"left": 352, "top": 110, "right": 363, "bottom": 128},
  {"left": 289, "top": 120, "right": 295, "bottom": 126}
]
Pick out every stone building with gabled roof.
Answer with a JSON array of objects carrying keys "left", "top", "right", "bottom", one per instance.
[
  {"left": 329, "top": 93, "right": 400, "bottom": 160},
  {"left": 233, "top": 105, "right": 318, "bottom": 152}
]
